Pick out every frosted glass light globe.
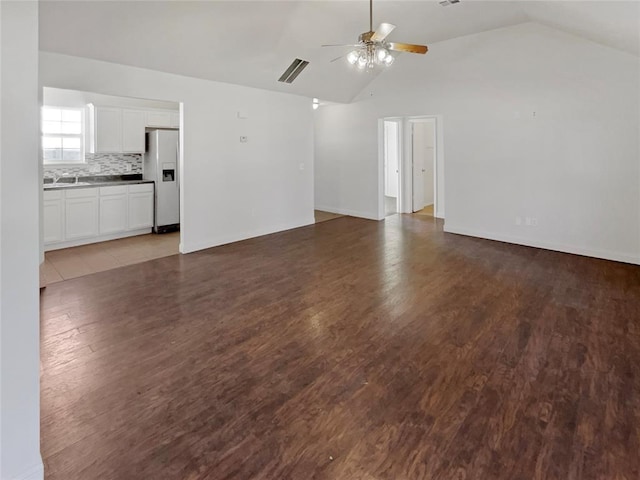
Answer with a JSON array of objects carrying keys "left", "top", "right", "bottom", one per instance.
[{"left": 347, "top": 51, "right": 359, "bottom": 65}]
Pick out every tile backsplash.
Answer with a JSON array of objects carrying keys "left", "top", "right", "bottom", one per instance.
[{"left": 43, "top": 153, "right": 143, "bottom": 179}]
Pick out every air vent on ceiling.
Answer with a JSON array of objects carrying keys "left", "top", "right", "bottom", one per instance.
[
  {"left": 278, "top": 58, "right": 309, "bottom": 84},
  {"left": 439, "top": 0, "right": 460, "bottom": 5}
]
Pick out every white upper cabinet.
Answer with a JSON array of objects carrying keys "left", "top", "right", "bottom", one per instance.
[
  {"left": 122, "top": 109, "right": 146, "bottom": 153},
  {"left": 89, "top": 104, "right": 178, "bottom": 154},
  {"left": 89, "top": 106, "right": 148, "bottom": 154},
  {"left": 146, "top": 110, "right": 171, "bottom": 128},
  {"left": 92, "top": 106, "right": 122, "bottom": 153}
]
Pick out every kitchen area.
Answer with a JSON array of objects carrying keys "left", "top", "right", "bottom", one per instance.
[{"left": 40, "top": 87, "right": 181, "bottom": 285}]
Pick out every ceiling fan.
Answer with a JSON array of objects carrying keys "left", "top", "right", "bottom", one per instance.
[{"left": 322, "top": 0, "right": 428, "bottom": 69}]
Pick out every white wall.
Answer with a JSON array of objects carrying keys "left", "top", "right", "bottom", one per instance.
[
  {"left": 44, "top": 87, "right": 179, "bottom": 110},
  {"left": 0, "top": 2, "right": 43, "bottom": 479},
  {"left": 383, "top": 121, "right": 399, "bottom": 198},
  {"left": 423, "top": 120, "right": 435, "bottom": 207},
  {"left": 40, "top": 52, "right": 315, "bottom": 254},
  {"left": 314, "top": 22, "right": 640, "bottom": 264}
]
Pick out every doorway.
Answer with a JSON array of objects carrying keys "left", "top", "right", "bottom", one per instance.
[
  {"left": 410, "top": 118, "right": 436, "bottom": 215},
  {"left": 382, "top": 119, "right": 401, "bottom": 216},
  {"left": 378, "top": 115, "right": 443, "bottom": 220}
]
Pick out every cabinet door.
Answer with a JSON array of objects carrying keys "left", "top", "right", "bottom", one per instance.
[
  {"left": 99, "top": 195, "right": 128, "bottom": 234},
  {"left": 122, "top": 109, "right": 146, "bottom": 153},
  {"left": 43, "top": 200, "right": 64, "bottom": 244},
  {"left": 128, "top": 192, "right": 154, "bottom": 230},
  {"left": 146, "top": 110, "right": 171, "bottom": 128},
  {"left": 65, "top": 196, "right": 99, "bottom": 240},
  {"left": 95, "top": 107, "right": 122, "bottom": 153}
]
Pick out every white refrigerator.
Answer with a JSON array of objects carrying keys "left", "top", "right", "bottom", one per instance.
[{"left": 144, "top": 129, "right": 179, "bottom": 233}]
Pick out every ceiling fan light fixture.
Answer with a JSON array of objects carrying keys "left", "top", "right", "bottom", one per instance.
[
  {"left": 376, "top": 47, "right": 388, "bottom": 62},
  {"left": 322, "top": 0, "right": 428, "bottom": 72}
]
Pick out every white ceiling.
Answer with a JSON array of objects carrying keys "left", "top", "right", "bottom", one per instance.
[{"left": 39, "top": 1, "right": 640, "bottom": 103}]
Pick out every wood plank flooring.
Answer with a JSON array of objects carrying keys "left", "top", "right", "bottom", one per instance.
[
  {"left": 314, "top": 210, "right": 344, "bottom": 224},
  {"left": 40, "top": 214, "right": 640, "bottom": 480}
]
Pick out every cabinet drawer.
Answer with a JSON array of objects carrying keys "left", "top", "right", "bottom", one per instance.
[
  {"left": 65, "top": 187, "right": 98, "bottom": 199},
  {"left": 129, "top": 183, "right": 154, "bottom": 194},
  {"left": 99, "top": 185, "right": 128, "bottom": 196},
  {"left": 43, "top": 190, "right": 63, "bottom": 201}
]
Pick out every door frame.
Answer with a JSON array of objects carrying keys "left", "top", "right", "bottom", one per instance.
[
  {"left": 378, "top": 117, "right": 404, "bottom": 219},
  {"left": 378, "top": 114, "right": 445, "bottom": 220},
  {"left": 407, "top": 115, "right": 444, "bottom": 218}
]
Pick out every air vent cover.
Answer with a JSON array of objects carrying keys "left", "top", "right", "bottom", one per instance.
[{"left": 278, "top": 58, "right": 309, "bottom": 84}]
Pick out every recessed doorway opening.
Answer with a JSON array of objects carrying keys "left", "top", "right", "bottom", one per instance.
[
  {"left": 410, "top": 118, "right": 436, "bottom": 215},
  {"left": 378, "top": 115, "right": 444, "bottom": 220},
  {"left": 382, "top": 118, "right": 402, "bottom": 216}
]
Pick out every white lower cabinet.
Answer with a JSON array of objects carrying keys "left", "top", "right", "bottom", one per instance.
[
  {"left": 44, "top": 183, "right": 155, "bottom": 250},
  {"left": 65, "top": 189, "right": 99, "bottom": 240},
  {"left": 128, "top": 185, "right": 154, "bottom": 230},
  {"left": 99, "top": 186, "right": 128, "bottom": 234},
  {"left": 43, "top": 191, "right": 64, "bottom": 243}
]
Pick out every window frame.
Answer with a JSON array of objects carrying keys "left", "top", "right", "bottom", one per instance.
[{"left": 41, "top": 106, "right": 86, "bottom": 165}]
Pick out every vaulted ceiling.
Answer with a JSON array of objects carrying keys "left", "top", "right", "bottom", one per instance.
[{"left": 39, "top": 1, "right": 640, "bottom": 103}]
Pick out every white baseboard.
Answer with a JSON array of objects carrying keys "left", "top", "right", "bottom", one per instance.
[
  {"left": 181, "top": 216, "right": 315, "bottom": 254},
  {"left": 12, "top": 460, "right": 44, "bottom": 480},
  {"left": 315, "top": 205, "right": 381, "bottom": 221},
  {"left": 444, "top": 224, "right": 640, "bottom": 265},
  {"left": 44, "top": 228, "right": 152, "bottom": 251}
]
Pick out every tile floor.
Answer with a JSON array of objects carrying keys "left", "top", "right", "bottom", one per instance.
[{"left": 40, "top": 232, "right": 180, "bottom": 286}]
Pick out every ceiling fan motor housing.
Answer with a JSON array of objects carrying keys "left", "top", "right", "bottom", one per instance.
[{"left": 359, "top": 31, "right": 375, "bottom": 44}]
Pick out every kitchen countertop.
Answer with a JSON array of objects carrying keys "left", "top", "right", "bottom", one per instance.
[{"left": 43, "top": 175, "right": 154, "bottom": 190}]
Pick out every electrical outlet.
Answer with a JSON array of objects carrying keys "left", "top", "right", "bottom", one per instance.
[
  {"left": 124, "top": 163, "right": 132, "bottom": 172},
  {"left": 525, "top": 217, "right": 532, "bottom": 226},
  {"left": 299, "top": 163, "right": 305, "bottom": 171},
  {"left": 531, "top": 217, "right": 538, "bottom": 226}
]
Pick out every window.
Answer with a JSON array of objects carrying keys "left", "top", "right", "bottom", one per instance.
[{"left": 42, "top": 107, "right": 84, "bottom": 163}]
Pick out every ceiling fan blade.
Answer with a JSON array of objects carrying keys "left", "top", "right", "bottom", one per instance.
[
  {"left": 371, "top": 23, "right": 396, "bottom": 42},
  {"left": 330, "top": 54, "right": 346, "bottom": 63},
  {"left": 322, "top": 44, "right": 360, "bottom": 48},
  {"left": 388, "top": 42, "right": 428, "bottom": 54}
]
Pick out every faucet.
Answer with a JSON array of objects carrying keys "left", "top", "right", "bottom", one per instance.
[{"left": 52, "top": 173, "right": 61, "bottom": 184}]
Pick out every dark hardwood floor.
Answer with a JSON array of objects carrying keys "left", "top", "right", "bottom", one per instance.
[{"left": 40, "top": 214, "right": 640, "bottom": 480}]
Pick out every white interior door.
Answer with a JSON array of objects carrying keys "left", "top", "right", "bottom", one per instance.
[{"left": 412, "top": 122, "right": 428, "bottom": 212}]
